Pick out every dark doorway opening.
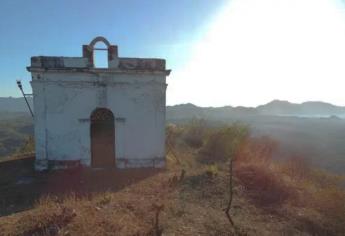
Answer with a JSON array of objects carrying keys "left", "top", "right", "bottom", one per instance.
[{"left": 90, "top": 108, "right": 115, "bottom": 168}]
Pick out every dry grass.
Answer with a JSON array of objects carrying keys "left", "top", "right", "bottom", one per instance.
[{"left": 0, "top": 172, "right": 172, "bottom": 236}]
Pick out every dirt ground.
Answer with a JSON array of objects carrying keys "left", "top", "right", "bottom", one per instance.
[{"left": 0, "top": 156, "right": 161, "bottom": 218}]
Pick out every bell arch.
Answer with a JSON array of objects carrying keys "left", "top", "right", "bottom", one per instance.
[
  {"left": 89, "top": 36, "right": 111, "bottom": 48},
  {"left": 82, "top": 36, "right": 118, "bottom": 68}
]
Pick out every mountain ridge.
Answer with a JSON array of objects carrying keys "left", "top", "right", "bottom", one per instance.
[
  {"left": 167, "top": 99, "right": 345, "bottom": 118},
  {"left": 2, "top": 97, "right": 345, "bottom": 117}
]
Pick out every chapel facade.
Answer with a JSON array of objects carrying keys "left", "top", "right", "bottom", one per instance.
[{"left": 27, "top": 37, "right": 170, "bottom": 170}]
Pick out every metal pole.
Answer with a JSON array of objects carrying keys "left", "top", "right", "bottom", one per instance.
[{"left": 16, "top": 80, "right": 34, "bottom": 118}]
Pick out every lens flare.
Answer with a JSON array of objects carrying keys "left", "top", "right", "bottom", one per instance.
[{"left": 168, "top": 0, "right": 345, "bottom": 107}]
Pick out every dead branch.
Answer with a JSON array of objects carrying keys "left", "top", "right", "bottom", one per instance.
[
  {"left": 151, "top": 203, "right": 164, "bottom": 236},
  {"left": 179, "top": 169, "right": 186, "bottom": 182},
  {"left": 224, "top": 158, "right": 234, "bottom": 226}
]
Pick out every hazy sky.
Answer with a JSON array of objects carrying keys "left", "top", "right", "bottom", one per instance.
[{"left": 2, "top": 0, "right": 345, "bottom": 107}]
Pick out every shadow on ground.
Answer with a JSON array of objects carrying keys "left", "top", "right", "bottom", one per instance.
[{"left": 0, "top": 156, "right": 162, "bottom": 217}]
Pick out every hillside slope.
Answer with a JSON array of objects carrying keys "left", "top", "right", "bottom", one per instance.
[
  {"left": 0, "top": 124, "right": 344, "bottom": 235},
  {"left": 0, "top": 97, "right": 33, "bottom": 113},
  {"left": 0, "top": 113, "right": 33, "bottom": 158}
]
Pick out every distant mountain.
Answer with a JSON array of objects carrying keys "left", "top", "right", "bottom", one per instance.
[
  {"left": 0, "top": 97, "right": 33, "bottom": 113},
  {"left": 167, "top": 100, "right": 345, "bottom": 121},
  {"left": 167, "top": 103, "right": 258, "bottom": 121},
  {"left": 256, "top": 100, "right": 345, "bottom": 116}
]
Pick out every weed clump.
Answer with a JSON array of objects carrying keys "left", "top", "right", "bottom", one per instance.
[
  {"left": 205, "top": 164, "right": 219, "bottom": 178},
  {"left": 14, "top": 206, "right": 76, "bottom": 236}
]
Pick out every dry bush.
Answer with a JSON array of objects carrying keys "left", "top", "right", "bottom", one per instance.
[
  {"left": 235, "top": 163, "right": 296, "bottom": 207},
  {"left": 166, "top": 120, "right": 208, "bottom": 151},
  {"left": 199, "top": 123, "right": 249, "bottom": 163},
  {"left": 235, "top": 135, "right": 278, "bottom": 165},
  {"left": 166, "top": 120, "right": 208, "bottom": 154},
  {"left": 181, "top": 119, "right": 209, "bottom": 149},
  {"left": 280, "top": 155, "right": 312, "bottom": 181},
  {"left": 305, "top": 186, "right": 345, "bottom": 235}
]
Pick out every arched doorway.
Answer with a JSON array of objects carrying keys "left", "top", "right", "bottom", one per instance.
[{"left": 90, "top": 108, "right": 115, "bottom": 168}]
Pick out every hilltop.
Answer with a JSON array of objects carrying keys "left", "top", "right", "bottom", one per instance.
[{"left": 0, "top": 123, "right": 344, "bottom": 235}]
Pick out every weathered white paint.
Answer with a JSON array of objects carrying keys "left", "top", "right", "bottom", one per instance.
[{"left": 28, "top": 37, "right": 170, "bottom": 170}]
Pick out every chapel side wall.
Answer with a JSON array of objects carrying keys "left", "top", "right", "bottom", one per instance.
[{"left": 31, "top": 80, "right": 48, "bottom": 170}]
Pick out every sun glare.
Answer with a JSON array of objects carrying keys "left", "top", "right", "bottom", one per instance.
[{"left": 168, "top": 0, "right": 345, "bottom": 107}]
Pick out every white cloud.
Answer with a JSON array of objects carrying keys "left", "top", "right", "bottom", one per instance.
[{"left": 167, "top": 0, "right": 345, "bottom": 107}]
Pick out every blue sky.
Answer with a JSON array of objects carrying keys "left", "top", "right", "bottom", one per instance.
[
  {"left": 0, "top": 0, "right": 226, "bottom": 98},
  {"left": 3, "top": 0, "right": 345, "bottom": 107}
]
